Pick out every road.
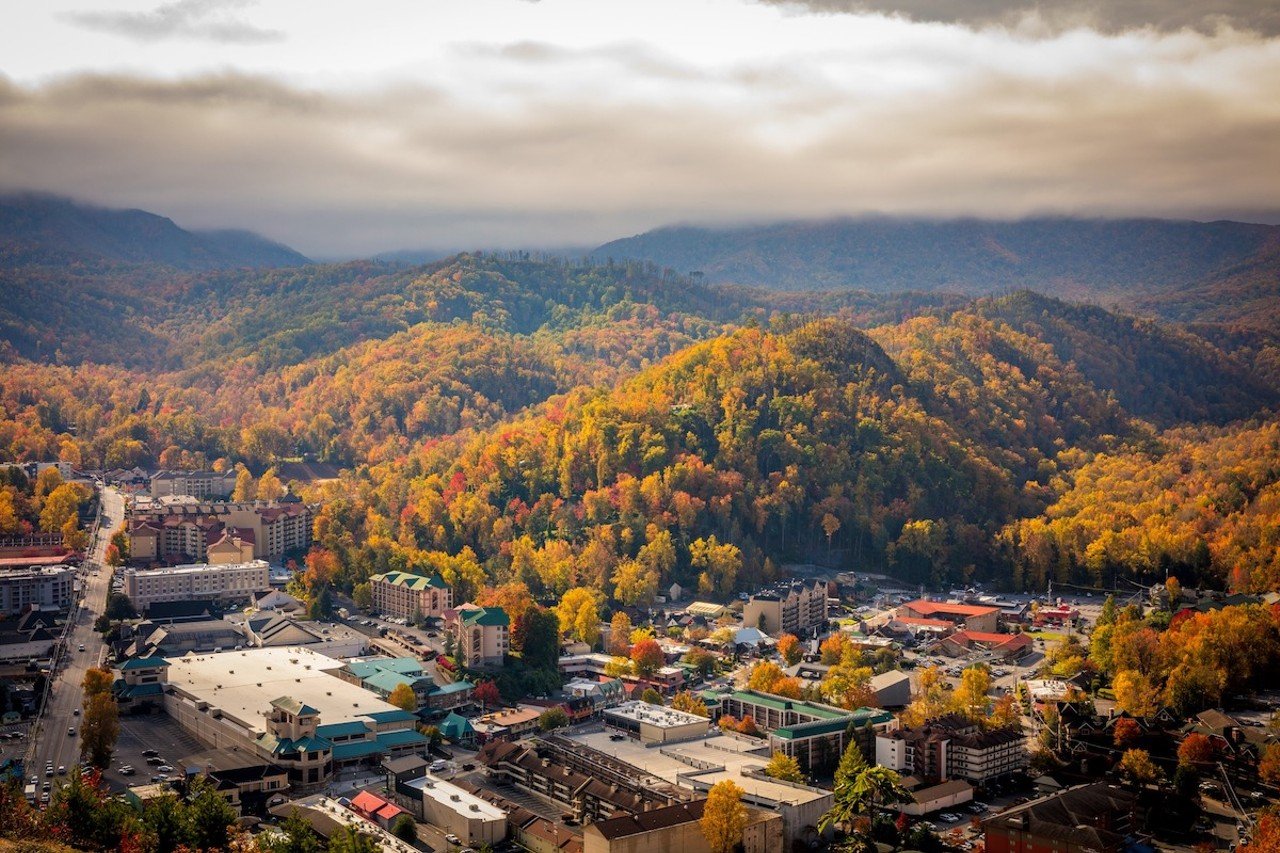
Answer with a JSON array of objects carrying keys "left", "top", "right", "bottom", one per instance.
[{"left": 26, "top": 485, "right": 121, "bottom": 786}]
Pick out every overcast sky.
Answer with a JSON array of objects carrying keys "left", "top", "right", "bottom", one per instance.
[{"left": 2, "top": 0, "right": 1278, "bottom": 257}]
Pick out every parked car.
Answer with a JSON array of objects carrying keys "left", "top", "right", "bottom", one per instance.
[
  {"left": 142, "top": 749, "right": 159, "bottom": 757},
  {"left": 156, "top": 765, "right": 174, "bottom": 773}
]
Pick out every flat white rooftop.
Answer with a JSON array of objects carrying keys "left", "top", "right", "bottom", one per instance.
[
  {"left": 127, "top": 560, "right": 268, "bottom": 577},
  {"left": 565, "top": 730, "right": 829, "bottom": 806},
  {"left": 605, "top": 700, "right": 708, "bottom": 728},
  {"left": 407, "top": 776, "right": 506, "bottom": 821},
  {"left": 163, "top": 646, "right": 400, "bottom": 734}
]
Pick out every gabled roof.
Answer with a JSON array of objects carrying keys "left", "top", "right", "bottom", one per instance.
[
  {"left": 371, "top": 570, "right": 449, "bottom": 590},
  {"left": 461, "top": 606, "right": 509, "bottom": 627}
]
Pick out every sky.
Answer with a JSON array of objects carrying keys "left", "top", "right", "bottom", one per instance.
[{"left": 2, "top": 0, "right": 1279, "bottom": 257}]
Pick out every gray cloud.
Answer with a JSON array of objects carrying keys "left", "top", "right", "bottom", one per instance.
[
  {"left": 63, "top": 0, "right": 283, "bottom": 44},
  {"left": 756, "top": 0, "right": 1280, "bottom": 36},
  {"left": 0, "top": 56, "right": 1277, "bottom": 256}
]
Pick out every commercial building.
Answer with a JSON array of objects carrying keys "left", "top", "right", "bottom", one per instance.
[
  {"left": 559, "top": 653, "right": 685, "bottom": 694},
  {"left": 603, "top": 701, "right": 709, "bottom": 745},
  {"left": 130, "top": 646, "right": 429, "bottom": 790},
  {"left": 400, "top": 775, "right": 507, "bottom": 847},
  {"left": 123, "top": 560, "right": 270, "bottom": 611},
  {"left": 478, "top": 737, "right": 681, "bottom": 824},
  {"left": 0, "top": 566, "right": 75, "bottom": 615},
  {"left": 720, "top": 689, "right": 894, "bottom": 772},
  {"left": 369, "top": 570, "right": 452, "bottom": 620},
  {"left": 742, "top": 579, "right": 828, "bottom": 637},
  {"left": 583, "top": 798, "right": 783, "bottom": 853},
  {"left": 180, "top": 748, "right": 290, "bottom": 815},
  {"left": 149, "top": 469, "right": 239, "bottom": 499},
  {"left": 127, "top": 499, "right": 312, "bottom": 564},
  {"left": 940, "top": 630, "right": 1032, "bottom": 661},
  {"left": 983, "top": 783, "right": 1140, "bottom": 853},
  {"left": 337, "top": 656, "right": 473, "bottom": 713},
  {"left": 267, "top": 795, "right": 418, "bottom": 853},
  {"left": 876, "top": 713, "right": 1028, "bottom": 784},
  {"left": 453, "top": 605, "right": 509, "bottom": 667},
  {"left": 898, "top": 600, "right": 1000, "bottom": 634},
  {"left": 472, "top": 706, "right": 542, "bottom": 742}
]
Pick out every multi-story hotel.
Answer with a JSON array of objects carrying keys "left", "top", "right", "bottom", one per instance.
[
  {"left": 123, "top": 559, "right": 270, "bottom": 610},
  {"left": 742, "top": 579, "right": 829, "bottom": 637},
  {"left": 451, "top": 605, "right": 509, "bottom": 667},
  {"left": 876, "top": 713, "right": 1028, "bottom": 784},
  {"left": 369, "top": 570, "right": 452, "bottom": 620},
  {"left": 127, "top": 499, "right": 311, "bottom": 564},
  {"left": 149, "top": 469, "right": 239, "bottom": 499},
  {"left": 0, "top": 566, "right": 76, "bottom": 615}
]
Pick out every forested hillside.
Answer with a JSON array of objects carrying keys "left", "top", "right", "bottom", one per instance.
[
  {"left": 1, "top": 237, "right": 1277, "bottom": 596},
  {"left": 595, "top": 216, "right": 1278, "bottom": 296}
]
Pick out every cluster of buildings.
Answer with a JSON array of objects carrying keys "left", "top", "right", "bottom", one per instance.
[
  {"left": 886, "top": 598, "right": 1034, "bottom": 662},
  {"left": 126, "top": 497, "right": 311, "bottom": 566}
]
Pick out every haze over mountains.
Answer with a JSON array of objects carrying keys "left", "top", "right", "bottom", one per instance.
[{"left": 0, "top": 193, "right": 310, "bottom": 270}]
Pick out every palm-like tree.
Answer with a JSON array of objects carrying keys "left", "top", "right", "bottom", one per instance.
[{"left": 819, "top": 765, "right": 912, "bottom": 835}]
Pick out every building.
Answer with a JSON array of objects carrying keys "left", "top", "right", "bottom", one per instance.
[
  {"left": 867, "top": 670, "right": 912, "bottom": 709},
  {"left": 124, "top": 617, "right": 246, "bottom": 657},
  {"left": 150, "top": 469, "right": 239, "bottom": 499},
  {"left": 983, "top": 783, "right": 1140, "bottom": 853},
  {"left": 603, "top": 701, "right": 709, "bottom": 745},
  {"left": 876, "top": 714, "right": 1028, "bottom": 784},
  {"left": 180, "top": 748, "right": 290, "bottom": 815},
  {"left": 742, "top": 580, "right": 828, "bottom": 637},
  {"left": 454, "top": 606, "right": 509, "bottom": 667},
  {"left": 472, "top": 706, "right": 542, "bottom": 742},
  {"left": 720, "top": 689, "right": 894, "bottom": 772},
  {"left": 337, "top": 656, "right": 474, "bottom": 713},
  {"left": 123, "top": 560, "right": 270, "bottom": 611},
  {"left": 900, "top": 778, "right": 974, "bottom": 817},
  {"left": 206, "top": 530, "right": 256, "bottom": 565},
  {"left": 267, "top": 795, "right": 418, "bottom": 853},
  {"left": 132, "top": 646, "right": 430, "bottom": 790},
  {"left": 127, "top": 499, "right": 311, "bottom": 564},
  {"left": 0, "top": 566, "right": 75, "bottom": 615},
  {"left": 940, "top": 630, "right": 1032, "bottom": 661},
  {"left": 241, "top": 614, "right": 369, "bottom": 659},
  {"left": 478, "top": 737, "right": 680, "bottom": 824},
  {"left": 559, "top": 653, "right": 685, "bottom": 694},
  {"left": 370, "top": 570, "right": 453, "bottom": 620},
  {"left": 1032, "top": 604, "right": 1079, "bottom": 627},
  {"left": 898, "top": 600, "right": 1000, "bottom": 634},
  {"left": 399, "top": 775, "right": 507, "bottom": 847},
  {"left": 583, "top": 797, "right": 783, "bottom": 853}
]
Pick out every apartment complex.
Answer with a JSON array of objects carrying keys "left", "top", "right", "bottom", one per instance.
[
  {"left": 742, "top": 579, "right": 829, "bottom": 637},
  {"left": 369, "top": 570, "right": 452, "bottom": 620},
  {"left": 123, "top": 559, "right": 270, "bottom": 611},
  {"left": 0, "top": 566, "right": 75, "bottom": 615},
  {"left": 452, "top": 605, "right": 509, "bottom": 667},
  {"left": 898, "top": 600, "right": 1000, "bottom": 634},
  {"left": 127, "top": 499, "right": 312, "bottom": 563},
  {"left": 876, "top": 713, "right": 1028, "bottom": 784},
  {"left": 150, "top": 469, "right": 239, "bottom": 499}
]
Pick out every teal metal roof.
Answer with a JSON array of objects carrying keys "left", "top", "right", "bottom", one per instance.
[
  {"left": 317, "top": 721, "right": 371, "bottom": 739},
  {"left": 728, "top": 690, "right": 847, "bottom": 719},
  {"left": 364, "top": 709, "right": 420, "bottom": 724},
  {"left": 120, "top": 682, "right": 165, "bottom": 699},
  {"left": 461, "top": 606, "right": 509, "bottom": 627},
  {"left": 440, "top": 712, "right": 474, "bottom": 739},
  {"left": 332, "top": 739, "right": 383, "bottom": 760},
  {"left": 375, "top": 729, "right": 430, "bottom": 749},
  {"left": 120, "top": 656, "right": 168, "bottom": 671},
  {"left": 432, "top": 681, "right": 473, "bottom": 695},
  {"left": 364, "top": 671, "right": 424, "bottom": 695},
  {"left": 344, "top": 658, "right": 423, "bottom": 679},
  {"left": 372, "top": 571, "right": 449, "bottom": 590}
]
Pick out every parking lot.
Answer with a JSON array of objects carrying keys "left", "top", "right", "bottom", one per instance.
[{"left": 102, "top": 713, "right": 206, "bottom": 791}]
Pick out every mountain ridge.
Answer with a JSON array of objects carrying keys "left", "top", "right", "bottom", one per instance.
[{"left": 0, "top": 192, "right": 310, "bottom": 270}]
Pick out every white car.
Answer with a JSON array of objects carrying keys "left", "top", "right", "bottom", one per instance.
[{"left": 445, "top": 834, "right": 462, "bottom": 845}]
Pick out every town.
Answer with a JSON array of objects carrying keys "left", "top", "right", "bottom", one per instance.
[{"left": 0, "top": 462, "right": 1274, "bottom": 853}]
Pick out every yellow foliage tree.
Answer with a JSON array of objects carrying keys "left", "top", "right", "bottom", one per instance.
[{"left": 700, "top": 779, "right": 748, "bottom": 853}]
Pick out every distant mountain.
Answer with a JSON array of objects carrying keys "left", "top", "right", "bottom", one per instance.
[
  {"left": 594, "top": 216, "right": 1280, "bottom": 301},
  {"left": 0, "top": 193, "right": 309, "bottom": 269}
]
